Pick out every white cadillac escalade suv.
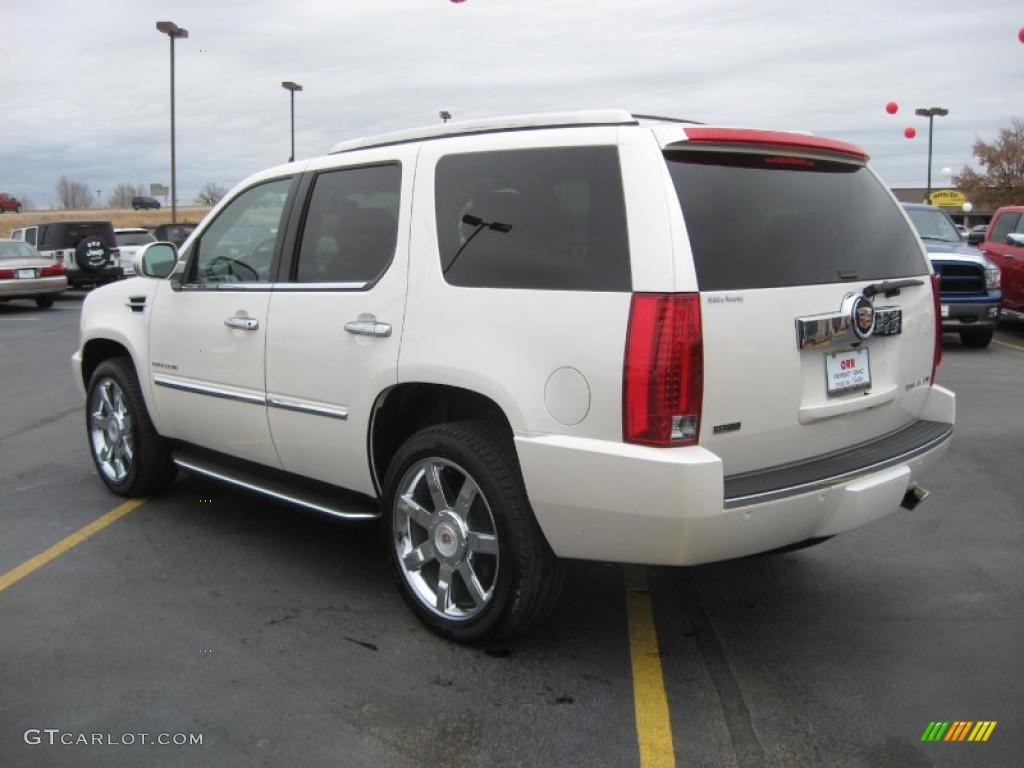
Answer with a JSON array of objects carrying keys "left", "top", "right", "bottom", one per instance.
[{"left": 73, "top": 111, "right": 955, "bottom": 641}]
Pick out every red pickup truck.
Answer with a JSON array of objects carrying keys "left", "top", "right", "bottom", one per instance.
[
  {"left": 981, "top": 206, "right": 1024, "bottom": 321},
  {"left": 0, "top": 193, "right": 23, "bottom": 213}
]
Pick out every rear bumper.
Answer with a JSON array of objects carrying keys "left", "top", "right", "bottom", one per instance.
[
  {"left": 940, "top": 297, "right": 1000, "bottom": 331},
  {"left": 67, "top": 266, "right": 125, "bottom": 285},
  {"left": 0, "top": 276, "right": 68, "bottom": 298},
  {"left": 517, "top": 385, "right": 955, "bottom": 566}
]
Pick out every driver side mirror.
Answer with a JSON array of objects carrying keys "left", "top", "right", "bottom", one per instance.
[
  {"left": 136, "top": 242, "right": 178, "bottom": 279},
  {"left": 967, "top": 231, "right": 985, "bottom": 245},
  {"left": 1007, "top": 233, "right": 1024, "bottom": 248}
]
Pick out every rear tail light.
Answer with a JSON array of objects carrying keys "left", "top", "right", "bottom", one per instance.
[
  {"left": 930, "top": 274, "right": 942, "bottom": 386},
  {"left": 0, "top": 268, "right": 13, "bottom": 279},
  {"left": 623, "top": 293, "right": 704, "bottom": 446},
  {"left": 41, "top": 263, "right": 64, "bottom": 276},
  {"left": 111, "top": 247, "right": 121, "bottom": 260}
]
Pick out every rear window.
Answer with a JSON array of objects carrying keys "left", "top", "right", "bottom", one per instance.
[
  {"left": 40, "top": 222, "right": 116, "bottom": 249},
  {"left": 665, "top": 151, "right": 927, "bottom": 290},
  {"left": 0, "top": 241, "right": 37, "bottom": 259},
  {"left": 434, "top": 146, "right": 630, "bottom": 291},
  {"left": 116, "top": 231, "right": 156, "bottom": 247}
]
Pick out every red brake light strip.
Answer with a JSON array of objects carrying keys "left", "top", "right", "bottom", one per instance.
[{"left": 683, "top": 127, "right": 868, "bottom": 160}]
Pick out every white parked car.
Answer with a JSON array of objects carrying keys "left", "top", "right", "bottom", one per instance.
[
  {"left": 72, "top": 111, "right": 955, "bottom": 641},
  {"left": 114, "top": 228, "right": 156, "bottom": 276}
]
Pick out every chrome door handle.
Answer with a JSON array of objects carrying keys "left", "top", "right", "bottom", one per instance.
[
  {"left": 224, "top": 316, "right": 259, "bottom": 331},
  {"left": 345, "top": 320, "right": 391, "bottom": 338}
]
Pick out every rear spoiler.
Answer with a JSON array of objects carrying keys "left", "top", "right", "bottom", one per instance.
[{"left": 680, "top": 127, "right": 869, "bottom": 161}]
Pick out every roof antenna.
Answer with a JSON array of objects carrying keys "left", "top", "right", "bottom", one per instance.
[{"left": 439, "top": 110, "right": 452, "bottom": 124}]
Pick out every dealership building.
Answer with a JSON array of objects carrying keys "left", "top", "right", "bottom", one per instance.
[{"left": 889, "top": 187, "right": 992, "bottom": 227}]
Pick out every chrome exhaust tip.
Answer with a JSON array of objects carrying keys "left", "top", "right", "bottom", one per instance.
[{"left": 901, "top": 483, "right": 930, "bottom": 511}]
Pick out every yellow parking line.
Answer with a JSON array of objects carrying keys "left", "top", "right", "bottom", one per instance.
[
  {"left": 992, "top": 338, "right": 1024, "bottom": 353},
  {"left": 625, "top": 565, "right": 676, "bottom": 768},
  {"left": 0, "top": 499, "right": 145, "bottom": 594}
]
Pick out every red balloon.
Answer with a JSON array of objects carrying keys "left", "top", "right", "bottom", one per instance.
[
  {"left": 904, "top": 127, "right": 917, "bottom": 139},
  {"left": 885, "top": 101, "right": 898, "bottom": 115}
]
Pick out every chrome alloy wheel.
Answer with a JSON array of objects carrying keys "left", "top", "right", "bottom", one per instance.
[
  {"left": 393, "top": 458, "right": 500, "bottom": 621},
  {"left": 89, "top": 377, "right": 134, "bottom": 483}
]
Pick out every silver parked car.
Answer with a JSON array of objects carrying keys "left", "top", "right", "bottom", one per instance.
[{"left": 0, "top": 239, "right": 68, "bottom": 308}]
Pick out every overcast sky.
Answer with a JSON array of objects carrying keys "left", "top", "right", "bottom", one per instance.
[{"left": 2, "top": 0, "right": 1021, "bottom": 208}]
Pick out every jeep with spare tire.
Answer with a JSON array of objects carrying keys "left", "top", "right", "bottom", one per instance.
[
  {"left": 72, "top": 111, "right": 955, "bottom": 642},
  {"left": 33, "top": 221, "right": 125, "bottom": 288}
]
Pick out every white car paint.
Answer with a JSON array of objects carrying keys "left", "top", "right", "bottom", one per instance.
[{"left": 73, "top": 110, "right": 955, "bottom": 566}]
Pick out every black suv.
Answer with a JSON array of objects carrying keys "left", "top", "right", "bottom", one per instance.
[
  {"left": 131, "top": 196, "right": 162, "bottom": 210},
  {"left": 34, "top": 221, "right": 124, "bottom": 288}
]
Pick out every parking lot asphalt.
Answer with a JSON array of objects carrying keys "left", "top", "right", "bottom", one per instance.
[{"left": 1, "top": 293, "right": 1022, "bottom": 768}]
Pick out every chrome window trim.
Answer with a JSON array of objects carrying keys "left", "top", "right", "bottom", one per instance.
[
  {"left": 153, "top": 375, "right": 266, "bottom": 405},
  {"left": 272, "top": 281, "right": 368, "bottom": 291},
  {"left": 724, "top": 424, "right": 953, "bottom": 509},
  {"left": 177, "top": 281, "right": 369, "bottom": 292},
  {"left": 267, "top": 395, "right": 349, "bottom": 420}
]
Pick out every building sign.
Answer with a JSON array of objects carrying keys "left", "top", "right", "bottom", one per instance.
[
  {"left": 928, "top": 189, "right": 967, "bottom": 207},
  {"left": 150, "top": 183, "right": 169, "bottom": 197}
]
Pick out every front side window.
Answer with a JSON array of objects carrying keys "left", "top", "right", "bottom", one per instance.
[
  {"left": 434, "top": 147, "right": 631, "bottom": 291},
  {"left": 294, "top": 164, "right": 401, "bottom": 284},
  {"left": 990, "top": 212, "right": 1020, "bottom": 244},
  {"left": 192, "top": 178, "right": 291, "bottom": 284}
]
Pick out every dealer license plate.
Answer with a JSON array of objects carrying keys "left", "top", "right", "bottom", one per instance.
[
  {"left": 825, "top": 347, "right": 871, "bottom": 397},
  {"left": 17, "top": 268, "right": 35, "bottom": 279}
]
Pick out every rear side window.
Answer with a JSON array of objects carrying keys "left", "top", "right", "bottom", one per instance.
[
  {"left": 989, "top": 212, "right": 1021, "bottom": 243},
  {"left": 295, "top": 164, "right": 401, "bottom": 284},
  {"left": 665, "top": 151, "right": 927, "bottom": 290},
  {"left": 434, "top": 147, "right": 630, "bottom": 291}
]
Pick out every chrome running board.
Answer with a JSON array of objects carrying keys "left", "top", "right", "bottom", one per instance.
[{"left": 172, "top": 445, "right": 379, "bottom": 521}]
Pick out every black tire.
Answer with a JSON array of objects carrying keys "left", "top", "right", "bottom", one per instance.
[
  {"left": 15, "top": 206, "right": 21, "bottom": 214},
  {"left": 960, "top": 329, "right": 993, "bottom": 348},
  {"left": 86, "top": 357, "right": 176, "bottom": 496},
  {"left": 382, "top": 421, "right": 562, "bottom": 643},
  {"left": 35, "top": 296, "right": 55, "bottom": 308},
  {"left": 74, "top": 237, "right": 110, "bottom": 275}
]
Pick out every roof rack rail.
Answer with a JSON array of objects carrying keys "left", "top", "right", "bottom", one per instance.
[
  {"left": 331, "top": 110, "right": 639, "bottom": 154},
  {"left": 632, "top": 113, "right": 704, "bottom": 125}
]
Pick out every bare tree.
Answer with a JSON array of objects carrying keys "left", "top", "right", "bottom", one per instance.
[
  {"left": 195, "top": 181, "right": 227, "bottom": 206},
  {"left": 952, "top": 117, "right": 1024, "bottom": 209},
  {"left": 108, "top": 182, "right": 145, "bottom": 209},
  {"left": 55, "top": 176, "right": 95, "bottom": 210}
]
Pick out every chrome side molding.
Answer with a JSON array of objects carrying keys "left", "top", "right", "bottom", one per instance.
[
  {"left": 153, "top": 375, "right": 266, "bottom": 405},
  {"left": 267, "top": 395, "right": 348, "bottom": 420}
]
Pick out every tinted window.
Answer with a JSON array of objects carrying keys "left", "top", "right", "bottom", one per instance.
[
  {"left": 193, "top": 178, "right": 291, "bottom": 284},
  {"left": 40, "top": 222, "right": 116, "bottom": 249},
  {"left": 665, "top": 152, "right": 927, "bottom": 290},
  {"left": 295, "top": 164, "right": 401, "bottom": 284},
  {"left": 990, "top": 212, "right": 1021, "bottom": 243},
  {"left": 434, "top": 147, "right": 630, "bottom": 291}
]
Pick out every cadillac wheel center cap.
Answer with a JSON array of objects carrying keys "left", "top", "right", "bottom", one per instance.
[{"left": 434, "top": 522, "right": 460, "bottom": 559}]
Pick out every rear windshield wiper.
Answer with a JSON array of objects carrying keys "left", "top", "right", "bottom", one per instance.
[{"left": 862, "top": 278, "right": 925, "bottom": 298}]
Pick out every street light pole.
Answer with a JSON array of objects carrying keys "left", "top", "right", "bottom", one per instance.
[
  {"left": 281, "top": 82, "right": 303, "bottom": 162},
  {"left": 914, "top": 106, "right": 948, "bottom": 204},
  {"left": 157, "top": 21, "right": 189, "bottom": 224}
]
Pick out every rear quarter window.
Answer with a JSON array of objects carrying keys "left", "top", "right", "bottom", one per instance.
[
  {"left": 434, "top": 146, "right": 631, "bottom": 291},
  {"left": 665, "top": 151, "right": 928, "bottom": 290}
]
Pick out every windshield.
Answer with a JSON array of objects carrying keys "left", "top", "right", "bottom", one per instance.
[
  {"left": 0, "top": 241, "right": 39, "bottom": 259},
  {"left": 665, "top": 150, "right": 927, "bottom": 290},
  {"left": 906, "top": 208, "right": 962, "bottom": 243},
  {"left": 116, "top": 231, "right": 156, "bottom": 246}
]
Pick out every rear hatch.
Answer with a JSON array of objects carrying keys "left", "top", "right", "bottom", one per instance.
[{"left": 662, "top": 128, "right": 936, "bottom": 475}]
